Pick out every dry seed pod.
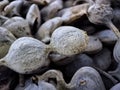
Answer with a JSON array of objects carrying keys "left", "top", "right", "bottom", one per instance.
[
  {"left": 0, "top": 37, "right": 50, "bottom": 74},
  {"left": 3, "top": 0, "right": 23, "bottom": 17},
  {"left": 95, "top": 29, "right": 118, "bottom": 44},
  {"left": 50, "top": 26, "right": 88, "bottom": 56},
  {"left": 87, "top": 2, "right": 120, "bottom": 38},
  {"left": 0, "top": 26, "right": 88, "bottom": 74},
  {"left": 110, "top": 83, "right": 120, "bottom": 90},
  {"left": 36, "top": 70, "right": 70, "bottom": 90},
  {"left": 41, "top": 0, "right": 63, "bottom": 21},
  {"left": 36, "top": 17, "right": 63, "bottom": 44},
  {"left": 37, "top": 67, "right": 106, "bottom": 90},
  {"left": 2, "top": 16, "right": 32, "bottom": 38},
  {"left": 84, "top": 36, "right": 102, "bottom": 54},
  {"left": 0, "top": 0, "right": 9, "bottom": 14},
  {"left": 15, "top": 79, "right": 56, "bottom": 90},
  {"left": 93, "top": 48, "right": 111, "bottom": 70},
  {"left": 70, "top": 67, "right": 106, "bottom": 90},
  {"left": 26, "top": 4, "right": 41, "bottom": 30},
  {"left": 87, "top": 4, "right": 112, "bottom": 25},
  {"left": 0, "top": 27, "right": 16, "bottom": 59},
  {"left": 58, "top": 3, "right": 89, "bottom": 24}
]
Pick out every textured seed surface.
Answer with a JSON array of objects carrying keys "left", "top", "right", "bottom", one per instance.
[
  {"left": 50, "top": 26, "right": 88, "bottom": 56},
  {"left": 3, "top": 37, "right": 50, "bottom": 74}
]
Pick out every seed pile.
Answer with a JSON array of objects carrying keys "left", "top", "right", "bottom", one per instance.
[{"left": 0, "top": 0, "right": 120, "bottom": 90}]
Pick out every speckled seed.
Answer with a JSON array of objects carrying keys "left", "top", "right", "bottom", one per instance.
[
  {"left": 26, "top": 4, "right": 41, "bottom": 29},
  {"left": 0, "top": 27, "right": 16, "bottom": 59},
  {"left": 2, "top": 16, "right": 32, "bottom": 38},
  {"left": 87, "top": 3, "right": 120, "bottom": 38},
  {"left": 58, "top": 3, "right": 89, "bottom": 24},
  {"left": 3, "top": 0, "right": 23, "bottom": 17},
  {"left": 87, "top": 3, "right": 113, "bottom": 25},
  {"left": 95, "top": 29, "right": 118, "bottom": 44},
  {"left": 37, "top": 67, "right": 106, "bottom": 90},
  {"left": 0, "top": 37, "right": 50, "bottom": 74},
  {"left": 41, "top": 0, "right": 63, "bottom": 21},
  {"left": 50, "top": 26, "right": 88, "bottom": 56},
  {"left": 85, "top": 36, "right": 102, "bottom": 54},
  {"left": 36, "top": 17, "right": 63, "bottom": 44},
  {"left": 70, "top": 67, "right": 106, "bottom": 90}
]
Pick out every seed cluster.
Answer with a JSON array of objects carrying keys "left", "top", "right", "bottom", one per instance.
[{"left": 0, "top": 0, "right": 120, "bottom": 90}]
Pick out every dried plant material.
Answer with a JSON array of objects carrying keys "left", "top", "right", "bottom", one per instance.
[
  {"left": 85, "top": 36, "right": 102, "bottom": 54},
  {"left": 63, "top": 0, "right": 74, "bottom": 8},
  {"left": 2, "top": 16, "right": 32, "bottom": 38},
  {"left": 49, "top": 52, "right": 73, "bottom": 65},
  {"left": 70, "top": 67, "right": 106, "bottom": 90},
  {"left": 73, "top": 0, "right": 94, "bottom": 6},
  {"left": 63, "top": 54, "right": 94, "bottom": 78},
  {"left": 50, "top": 26, "right": 88, "bottom": 56},
  {"left": 25, "top": 81, "right": 56, "bottom": 90},
  {"left": 93, "top": 48, "right": 111, "bottom": 70},
  {"left": 73, "top": 0, "right": 109, "bottom": 5},
  {"left": 41, "top": 0, "right": 63, "bottom": 21},
  {"left": 0, "top": 26, "right": 89, "bottom": 73},
  {"left": 26, "top": 4, "right": 41, "bottom": 29},
  {"left": 0, "top": 37, "right": 50, "bottom": 74},
  {"left": 36, "top": 67, "right": 106, "bottom": 90},
  {"left": 87, "top": 4, "right": 112, "bottom": 25},
  {"left": 0, "top": 15, "right": 9, "bottom": 26},
  {"left": 3, "top": 0, "right": 23, "bottom": 17},
  {"left": 110, "top": 83, "right": 120, "bottom": 90},
  {"left": 15, "top": 79, "right": 56, "bottom": 90},
  {"left": 36, "top": 70, "right": 71, "bottom": 90},
  {"left": 26, "top": 0, "right": 53, "bottom": 5},
  {"left": 109, "top": 64, "right": 120, "bottom": 81},
  {"left": 36, "top": 17, "right": 63, "bottom": 44},
  {"left": 95, "top": 0, "right": 110, "bottom": 5},
  {"left": 0, "top": 66, "right": 16, "bottom": 90},
  {"left": 58, "top": 3, "right": 89, "bottom": 24},
  {"left": 0, "top": 0, "right": 119, "bottom": 89},
  {"left": 83, "top": 26, "right": 96, "bottom": 35},
  {"left": 113, "top": 9, "right": 120, "bottom": 29},
  {"left": 95, "top": 29, "right": 118, "bottom": 44},
  {"left": 87, "top": 1, "right": 120, "bottom": 71},
  {"left": 113, "top": 39, "right": 120, "bottom": 63},
  {"left": 0, "top": 27, "right": 16, "bottom": 59},
  {"left": 0, "top": 0, "right": 9, "bottom": 14},
  {"left": 87, "top": 2, "right": 120, "bottom": 38}
]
